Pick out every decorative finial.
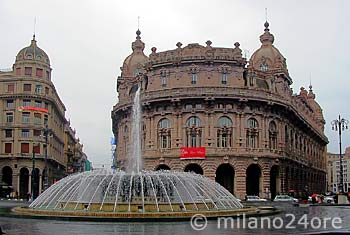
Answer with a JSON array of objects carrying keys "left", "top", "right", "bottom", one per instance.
[
  {"left": 264, "top": 8, "right": 270, "bottom": 32},
  {"left": 205, "top": 40, "right": 212, "bottom": 47},
  {"left": 151, "top": 47, "right": 157, "bottom": 53},
  {"left": 264, "top": 21, "right": 269, "bottom": 31},
  {"left": 234, "top": 42, "right": 240, "bottom": 48},
  {"left": 176, "top": 42, "right": 182, "bottom": 48}
]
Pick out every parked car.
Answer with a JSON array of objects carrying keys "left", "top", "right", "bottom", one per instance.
[
  {"left": 324, "top": 196, "right": 335, "bottom": 204},
  {"left": 245, "top": 195, "right": 267, "bottom": 202},
  {"left": 273, "top": 195, "right": 299, "bottom": 203},
  {"left": 308, "top": 195, "right": 335, "bottom": 204}
]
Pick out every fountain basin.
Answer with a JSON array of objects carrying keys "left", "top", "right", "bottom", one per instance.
[{"left": 11, "top": 169, "right": 278, "bottom": 220}]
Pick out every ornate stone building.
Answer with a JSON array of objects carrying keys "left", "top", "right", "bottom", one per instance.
[
  {"left": 0, "top": 35, "right": 88, "bottom": 199},
  {"left": 112, "top": 22, "right": 328, "bottom": 199}
]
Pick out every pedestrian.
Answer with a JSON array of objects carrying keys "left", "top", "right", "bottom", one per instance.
[{"left": 311, "top": 194, "right": 317, "bottom": 204}]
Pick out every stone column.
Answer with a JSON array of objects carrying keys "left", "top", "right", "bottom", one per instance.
[
  {"left": 28, "top": 174, "right": 32, "bottom": 195},
  {"left": 174, "top": 113, "right": 178, "bottom": 139},
  {"left": 209, "top": 113, "right": 214, "bottom": 140},
  {"left": 150, "top": 116, "right": 154, "bottom": 149},
  {"left": 235, "top": 166, "right": 246, "bottom": 199},
  {"left": 39, "top": 174, "right": 42, "bottom": 194},
  {"left": 262, "top": 163, "right": 270, "bottom": 199},
  {"left": 205, "top": 112, "right": 209, "bottom": 144}
]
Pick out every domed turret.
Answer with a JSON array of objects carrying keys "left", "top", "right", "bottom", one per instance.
[
  {"left": 15, "top": 35, "right": 50, "bottom": 66},
  {"left": 249, "top": 22, "right": 290, "bottom": 82},
  {"left": 121, "top": 30, "right": 148, "bottom": 77}
]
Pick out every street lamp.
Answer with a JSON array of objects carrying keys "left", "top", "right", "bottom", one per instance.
[
  {"left": 43, "top": 124, "right": 53, "bottom": 191},
  {"left": 331, "top": 115, "right": 349, "bottom": 194},
  {"left": 31, "top": 143, "right": 39, "bottom": 201}
]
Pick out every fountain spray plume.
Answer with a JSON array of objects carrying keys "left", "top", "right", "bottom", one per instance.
[{"left": 128, "top": 85, "right": 142, "bottom": 173}]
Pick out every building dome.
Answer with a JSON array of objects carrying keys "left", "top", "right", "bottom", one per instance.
[
  {"left": 121, "top": 30, "right": 148, "bottom": 77},
  {"left": 249, "top": 22, "right": 288, "bottom": 74},
  {"left": 15, "top": 35, "right": 50, "bottom": 65}
]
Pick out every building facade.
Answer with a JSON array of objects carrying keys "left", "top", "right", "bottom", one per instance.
[
  {"left": 327, "top": 147, "right": 350, "bottom": 193},
  {"left": 64, "top": 123, "right": 88, "bottom": 174},
  {"left": 0, "top": 36, "right": 88, "bottom": 199},
  {"left": 112, "top": 22, "right": 328, "bottom": 199}
]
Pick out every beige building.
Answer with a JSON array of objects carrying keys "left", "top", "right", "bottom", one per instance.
[
  {"left": 0, "top": 35, "right": 87, "bottom": 199},
  {"left": 112, "top": 22, "right": 328, "bottom": 199},
  {"left": 327, "top": 147, "right": 350, "bottom": 192},
  {"left": 64, "top": 123, "right": 87, "bottom": 174}
]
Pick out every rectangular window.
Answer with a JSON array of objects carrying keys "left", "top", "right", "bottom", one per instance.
[
  {"left": 34, "top": 101, "right": 42, "bottom": 108},
  {"left": 7, "top": 84, "right": 14, "bottom": 93},
  {"left": 45, "top": 103, "right": 49, "bottom": 110},
  {"left": 195, "top": 104, "right": 202, "bottom": 109},
  {"left": 161, "top": 76, "right": 167, "bottom": 87},
  {"left": 6, "top": 113, "right": 13, "bottom": 123},
  {"left": 21, "top": 129, "right": 30, "bottom": 138},
  {"left": 21, "top": 143, "right": 29, "bottom": 153},
  {"left": 191, "top": 73, "right": 197, "bottom": 84},
  {"left": 44, "top": 115, "right": 48, "bottom": 125},
  {"left": 45, "top": 87, "right": 49, "bottom": 95},
  {"left": 33, "top": 129, "right": 41, "bottom": 137},
  {"left": 16, "top": 68, "right": 21, "bottom": 76},
  {"left": 23, "top": 99, "right": 31, "bottom": 107},
  {"left": 5, "top": 129, "right": 12, "bottom": 138},
  {"left": 33, "top": 144, "right": 40, "bottom": 154},
  {"left": 34, "top": 113, "right": 41, "bottom": 124},
  {"left": 36, "top": 68, "right": 43, "bottom": 78},
  {"left": 161, "top": 135, "right": 167, "bottom": 149},
  {"left": 249, "top": 77, "right": 254, "bottom": 86},
  {"left": 5, "top": 143, "right": 12, "bottom": 154},
  {"left": 6, "top": 100, "right": 14, "bottom": 109},
  {"left": 46, "top": 71, "right": 50, "bottom": 79},
  {"left": 221, "top": 73, "right": 227, "bottom": 85},
  {"left": 35, "top": 85, "right": 42, "bottom": 94},
  {"left": 22, "top": 112, "right": 30, "bottom": 123},
  {"left": 23, "top": 84, "right": 32, "bottom": 92},
  {"left": 24, "top": 67, "right": 32, "bottom": 76}
]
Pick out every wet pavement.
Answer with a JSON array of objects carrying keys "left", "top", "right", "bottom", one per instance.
[{"left": 0, "top": 200, "right": 350, "bottom": 235}]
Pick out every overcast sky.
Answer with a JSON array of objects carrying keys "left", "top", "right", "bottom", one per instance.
[{"left": 1, "top": 0, "right": 349, "bottom": 167}]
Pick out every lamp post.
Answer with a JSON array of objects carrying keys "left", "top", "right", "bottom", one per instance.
[
  {"left": 31, "top": 145, "right": 36, "bottom": 201},
  {"left": 43, "top": 124, "right": 53, "bottom": 191},
  {"left": 331, "top": 115, "right": 349, "bottom": 194}
]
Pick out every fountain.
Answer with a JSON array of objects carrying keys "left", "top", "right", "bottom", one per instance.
[{"left": 12, "top": 86, "right": 276, "bottom": 220}]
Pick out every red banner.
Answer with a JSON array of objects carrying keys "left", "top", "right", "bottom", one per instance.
[
  {"left": 180, "top": 147, "right": 206, "bottom": 159},
  {"left": 17, "top": 106, "right": 49, "bottom": 113}
]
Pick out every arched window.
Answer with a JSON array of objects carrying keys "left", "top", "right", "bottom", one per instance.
[
  {"left": 269, "top": 121, "right": 277, "bottom": 149},
  {"left": 158, "top": 118, "right": 171, "bottom": 149},
  {"left": 260, "top": 61, "right": 269, "bottom": 72},
  {"left": 217, "top": 117, "right": 233, "bottom": 148},
  {"left": 133, "top": 68, "right": 143, "bottom": 77},
  {"left": 186, "top": 116, "right": 201, "bottom": 127},
  {"left": 246, "top": 118, "right": 259, "bottom": 148},
  {"left": 158, "top": 118, "right": 170, "bottom": 129},
  {"left": 186, "top": 116, "right": 202, "bottom": 147}
]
